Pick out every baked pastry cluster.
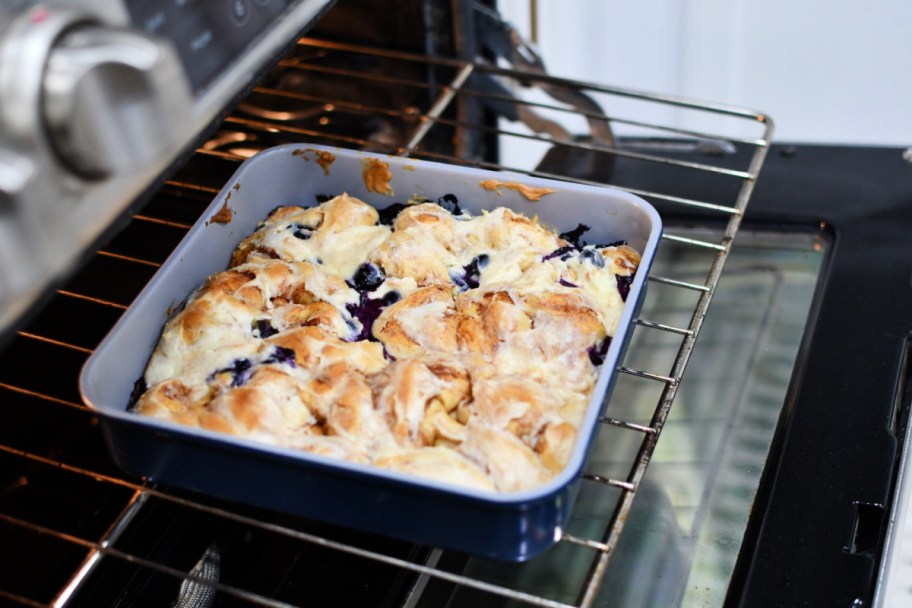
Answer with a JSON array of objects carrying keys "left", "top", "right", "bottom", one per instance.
[{"left": 133, "top": 193, "right": 640, "bottom": 492}]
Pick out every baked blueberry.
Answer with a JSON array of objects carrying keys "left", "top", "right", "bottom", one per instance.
[
  {"left": 345, "top": 290, "right": 400, "bottom": 342},
  {"left": 559, "top": 278, "right": 579, "bottom": 288},
  {"left": 580, "top": 246, "right": 605, "bottom": 268},
  {"left": 450, "top": 271, "right": 469, "bottom": 292},
  {"left": 350, "top": 263, "right": 386, "bottom": 292},
  {"left": 126, "top": 377, "right": 148, "bottom": 410},
  {"left": 436, "top": 193, "right": 463, "bottom": 215},
  {"left": 616, "top": 274, "right": 634, "bottom": 302},
  {"left": 377, "top": 203, "right": 409, "bottom": 226},
  {"left": 264, "top": 346, "right": 296, "bottom": 367},
  {"left": 253, "top": 319, "right": 278, "bottom": 338},
  {"left": 560, "top": 223, "right": 591, "bottom": 248},
  {"left": 210, "top": 358, "right": 253, "bottom": 387},
  {"left": 542, "top": 246, "right": 575, "bottom": 262},
  {"left": 461, "top": 254, "right": 490, "bottom": 290},
  {"left": 587, "top": 337, "right": 612, "bottom": 366},
  {"left": 289, "top": 223, "right": 314, "bottom": 240}
]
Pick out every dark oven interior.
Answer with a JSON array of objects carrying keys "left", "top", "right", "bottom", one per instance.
[{"left": 3, "top": 1, "right": 912, "bottom": 607}]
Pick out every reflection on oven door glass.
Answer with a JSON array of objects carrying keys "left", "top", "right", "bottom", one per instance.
[{"left": 449, "top": 228, "right": 826, "bottom": 607}]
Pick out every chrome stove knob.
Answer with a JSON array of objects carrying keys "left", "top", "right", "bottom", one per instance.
[{"left": 42, "top": 25, "right": 192, "bottom": 178}]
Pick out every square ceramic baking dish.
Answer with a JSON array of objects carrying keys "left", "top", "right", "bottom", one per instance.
[{"left": 80, "top": 144, "right": 662, "bottom": 561}]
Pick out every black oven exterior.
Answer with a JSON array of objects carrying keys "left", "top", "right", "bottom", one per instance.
[
  {"left": 621, "top": 141, "right": 912, "bottom": 605},
  {"left": 726, "top": 144, "right": 912, "bottom": 606}
]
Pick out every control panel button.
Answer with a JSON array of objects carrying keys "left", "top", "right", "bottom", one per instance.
[
  {"left": 229, "top": 0, "right": 251, "bottom": 26},
  {"left": 42, "top": 26, "right": 192, "bottom": 178}
]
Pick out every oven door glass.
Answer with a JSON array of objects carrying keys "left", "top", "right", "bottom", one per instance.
[{"left": 427, "top": 227, "right": 827, "bottom": 607}]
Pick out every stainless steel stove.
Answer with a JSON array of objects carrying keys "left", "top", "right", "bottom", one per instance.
[{"left": 2, "top": 2, "right": 911, "bottom": 607}]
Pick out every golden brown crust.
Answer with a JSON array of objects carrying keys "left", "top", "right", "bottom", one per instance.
[
  {"left": 136, "top": 193, "right": 639, "bottom": 493},
  {"left": 266, "top": 326, "right": 387, "bottom": 374},
  {"left": 362, "top": 158, "right": 394, "bottom": 196},
  {"left": 373, "top": 286, "right": 459, "bottom": 358},
  {"left": 478, "top": 179, "right": 555, "bottom": 201},
  {"left": 368, "top": 229, "right": 455, "bottom": 287},
  {"left": 207, "top": 201, "right": 234, "bottom": 225}
]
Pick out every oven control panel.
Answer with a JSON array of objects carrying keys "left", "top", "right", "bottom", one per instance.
[
  {"left": 125, "top": 0, "right": 291, "bottom": 93},
  {"left": 0, "top": 0, "right": 334, "bottom": 335}
]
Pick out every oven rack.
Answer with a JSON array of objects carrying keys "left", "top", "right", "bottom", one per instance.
[{"left": 0, "top": 39, "right": 772, "bottom": 607}]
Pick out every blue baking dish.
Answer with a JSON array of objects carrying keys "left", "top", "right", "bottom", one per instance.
[{"left": 79, "top": 144, "right": 662, "bottom": 561}]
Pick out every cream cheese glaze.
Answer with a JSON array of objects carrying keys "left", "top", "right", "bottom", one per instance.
[{"left": 134, "top": 193, "right": 641, "bottom": 493}]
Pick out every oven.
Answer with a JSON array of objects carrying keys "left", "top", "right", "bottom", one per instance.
[{"left": 1, "top": 1, "right": 911, "bottom": 607}]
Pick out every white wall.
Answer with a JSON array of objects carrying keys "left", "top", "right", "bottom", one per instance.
[{"left": 499, "top": 0, "right": 912, "bottom": 146}]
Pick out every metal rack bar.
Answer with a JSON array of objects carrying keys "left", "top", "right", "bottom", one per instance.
[
  {"left": 13, "top": 332, "right": 93, "bottom": 355},
  {"left": 453, "top": 83, "right": 768, "bottom": 147},
  {"left": 633, "top": 319, "right": 694, "bottom": 336},
  {"left": 661, "top": 233, "right": 728, "bottom": 252},
  {"left": 575, "top": 113, "right": 773, "bottom": 608},
  {"left": 403, "top": 63, "right": 476, "bottom": 153},
  {"left": 95, "top": 250, "right": 161, "bottom": 268},
  {"left": 0, "top": 590, "right": 44, "bottom": 608},
  {"left": 0, "top": 383, "right": 86, "bottom": 411},
  {"left": 1, "top": 443, "right": 578, "bottom": 607},
  {"left": 51, "top": 491, "right": 148, "bottom": 608},
  {"left": 425, "top": 114, "right": 757, "bottom": 178},
  {"left": 582, "top": 475, "right": 636, "bottom": 491},
  {"left": 598, "top": 417, "right": 657, "bottom": 435},
  {"left": 648, "top": 275, "right": 711, "bottom": 292},
  {"left": 617, "top": 367, "right": 679, "bottom": 386},
  {"left": 54, "top": 290, "right": 128, "bottom": 310}
]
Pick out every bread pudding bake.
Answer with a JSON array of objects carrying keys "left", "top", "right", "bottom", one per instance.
[{"left": 132, "top": 193, "right": 640, "bottom": 493}]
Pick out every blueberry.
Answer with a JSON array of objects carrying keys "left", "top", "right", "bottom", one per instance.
[
  {"left": 460, "top": 254, "right": 490, "bottom": 290},
  {"left": 377, "top": 203, "right": 409, "bottom": 226},
  {"left": 559, "top": 278, "right": 579, "bottom": 288},
  {"left": 559, "top": 223, "right": 591, "bottom": 248},
  {"left": 542, "top": 246, "right": 575, "bottom": 262},
  {"left": 344, "top": 290, "right": 401, "bottom": 342},
  {"left": 264, "top": 346, "right": 296, "bottom": 367},
  {"left": 436, "top": 193, "right": 463, "bottom": 215},
  {"left": 450, "top": 271, "right": 469, "bottom": 292},
  {"left": 580, "top": 247, "right": 605, "bottom": 268},
  {"left": 350, "top": 263, "right": 386, "bottom": 292},
  {"left": 597, "top": 240, "right": 628, "bottom": 248},
  {"left": 253, "top": 319, "right": 278, "bottom": 338},
  {"left": 126, "top": 376, "right": 148, "bottom": 410},
  {"left": 587, "top": 337, "right": 612, "bottom": 366},
  {"left": 211, "top": 358, "right": 253, "bottom": 387},
  {"left": 346, "top": 300, "right": 384, "bottom": 341},
  {"left": 616, "top": 274, "right": 634, "bottom": 302},
  {"left": 290, "top": 223, "right": 313, "bottom": 240}
]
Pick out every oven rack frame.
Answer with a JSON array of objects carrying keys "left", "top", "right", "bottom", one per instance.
[{"left": 0, "top": 38, "right": 772, "bottom": 607}]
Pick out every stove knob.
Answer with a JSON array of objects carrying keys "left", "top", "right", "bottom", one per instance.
[{"left": 42, "top": 26, "right": 192, "bottom": 178}]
